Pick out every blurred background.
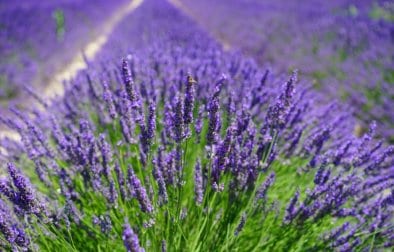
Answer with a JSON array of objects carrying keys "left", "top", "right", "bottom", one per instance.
[{"left": 0, "top": 0, "right": 128, "bottom": 108}]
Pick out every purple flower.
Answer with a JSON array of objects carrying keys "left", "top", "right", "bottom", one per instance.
[
  {"left": 64, "top": 199, "right": 81, "bottom": 224},
  {"left": 102, "top": 81, "right": 117, "bottom": 119},
  {"left": 14, "top": 226, "right": 30, "bottom": 248},
  {"left": 11, "top": 107, "right": 53, "bottom": 158},
  {"left": 212, "top": 124, "right": 235, "bottom": 183},
  {"left": 107, "top": 179, "right": 118, "bottom": 205},
  {"left": 195, "top": 107, "right": 204, "bottom": 143},
  {"left": 147, "top": 100, "right": 156, "bottom": 142},
  {"left": 255, "top": 172, "right": 276, "bottom": 201},
  {"left": 325, "top": 222, "right": 350, "bottom": 241},
  {"left": 5, "top": 163, "right": 42, "bottom": 215},
  {"left": 366, "top": 146, "right": 393, "bottom": 172},
  {"left": 115, "top": 162, "right": 127, "bottom": 201},
  {"left": 226, "top": 93, "right": 236, "bottom": 126},
  {"left": 184, "top": 75, "right": 196, "bottom": 125},
  {"left": 338, "top": 238, "right": 360, "bottom": 252},
  {"left": 331, "top": 224, "right": 358, "bottom": 248},
  {"left": 138, "top": 99, "right": 156, "bottom": 156},
  {"left": 173, "top": 95, "right": 185, "bottom": 143},
  {"left": 284, "top": 126, "right": 304, "bottom": 157},
  {"left": 304, "top": 127, "right": 331, "bottom": 167},
  {"left": 153, "top": 160, "right": 168, "bottom": 205},
  {"left": 236, "top": 106, "right": 251, "bottom": 136},
  {"left": 122, "top": 59, "right": 137, "bottom": 104},
  {"left": 194, "top": 160, "right": 204, "bottom": 205},
  {"left": 0, "top": 201, "right": 19, "bottom": 245},
  {"left": 283, "top": 190, "right": 300, "bottom": 224},
  {"left": 206, "top": 75, "right": 226, "bottom": 145},
  {"left": 128, "top": 167, "right": 153, "bottom": 213},
  {"left": 33, "top": 159, "right": 51, "bottom": 187},
  {"left": 120, "top": 117, "right": 133, "bottom": 144},
  {"left": 93, "top": 214, "right": 112, "bottom": 234},
  {"left": 265, "top": 71, "right": 297, "bottom": 130},
  {"left": 122, "top": 223, "right": 145, "bottom": 252},
  {"left": 98, "top": 134, "right": 112, "bottom": 177},
  {"left": 314, "top": 162, "right": 330, "bottom": 185},
  {"left": 234, "top": 212, "right": 247, "bottom": 236},
  {"left": 333, "top": 141, "right": 351, "bottom": 166},
  {"left": 165, "top": 150, "right": 178, "bottom": 185}
]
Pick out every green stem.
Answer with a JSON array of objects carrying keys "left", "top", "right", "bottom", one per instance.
[{"left": 67, "top": 229, "right": 77, "bottom": 251}]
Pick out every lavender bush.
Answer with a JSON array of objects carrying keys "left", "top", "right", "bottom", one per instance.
[{"left": 0, "top": 0, "right": 393, "bottom": 251}]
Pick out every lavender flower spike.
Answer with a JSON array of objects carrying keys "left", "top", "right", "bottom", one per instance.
[
  {"left": 194, "top": 160, "right": 204, "bottom": 205},
  {"left": 153, "top": 161, "right": 168, "bottom": 205},
  {"left": 122, "top": 223, "right": 145, "bottom": 252},
  {"left": 283, "top": 190, "right": 300, "bottom": 224},
  {"left": 265, "top": 71, "right": 297, "bottom": 130},
  {"left": 147, "top": 99, "right": 157, "bottom": 143},
  {"left": 0, "top": 203, "right": 17, "bottom": 245},
  {"left": 7, "top": 162, "right": 42, "bottom": 215},
  {"left": 122, "top": 58, "right": 137, "bottom": 103},
  {"left": 102, "top": 81, "right": 117, "bottom": 119},
  {"left": 256, "top": 172, "right": 276, "bottom": 201},
  {"left": 234, "top": 212, "right": 247, "bottom": 236},
  {"left": 184, "top": 75, "right": 197, "bottom": 125},
  {"left": 207, "top": 75, "right": 226, "bottom": 145},
  {"left": 129, "top": 168, "right": 153, "bottom": 213},
  {"left": 174, "top": 95, "right": 185, "bottom": 143}
]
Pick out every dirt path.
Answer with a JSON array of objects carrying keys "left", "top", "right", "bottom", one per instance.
[
  {"left": 0, "top": 0, "right": 144, "bottom": 142},
  {"left": 44, "top": 0, "right": 144, "bottom": 98}
]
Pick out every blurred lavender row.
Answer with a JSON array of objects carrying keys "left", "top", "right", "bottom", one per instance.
[{"left": 180, "top": 0, "right": 394, "bottom": 140}]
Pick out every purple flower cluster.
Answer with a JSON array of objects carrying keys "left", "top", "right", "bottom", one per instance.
[
  {"left": 0, "top": 163, "right": 45, "bottom": 216},
  {"left": 0, "top": 199, "right": 30, "bottom": 250}
]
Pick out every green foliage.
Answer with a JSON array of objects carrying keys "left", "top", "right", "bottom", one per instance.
[
  {"left": 369, "top": 2, "right": 394, "bottom": 22},
  {"left": 383, "top": 69, "right": 394, "bottom": 84},
  {"left": 52, "top": 9, "right": 65, "bottom": 41},
  {"left": 0, "top": 74, "right": 18, "bottom": 102}
]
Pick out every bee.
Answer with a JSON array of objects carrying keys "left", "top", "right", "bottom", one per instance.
[{"left": 187, "top": 75, "right": 197, "bottom": 84}]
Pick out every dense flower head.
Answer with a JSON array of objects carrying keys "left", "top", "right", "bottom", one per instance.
[
  {"left": 123, "top": 223, "right": 145, "bottom": 252},
  {"left": 0, "top": 0, "right": 392, "bottom": 251}
]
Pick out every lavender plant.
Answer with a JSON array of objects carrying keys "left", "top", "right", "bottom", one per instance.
[{"left": 0, "top": 0, "right": 393, "bottom": 251}]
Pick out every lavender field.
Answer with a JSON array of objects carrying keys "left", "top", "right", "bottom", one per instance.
[{"left": 0, "top": 0, "right": 393, "bottom": 251}]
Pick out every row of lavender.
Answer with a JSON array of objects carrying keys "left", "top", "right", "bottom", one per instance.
[
  {"left": 0, "top": 0, "right": 393, "bottom": 251},
  {"left": 0, "top": 0, "right": 127, "bottom": 104},
  {"left": 180, "top": 0, "right": 394, "bottom": 141}
]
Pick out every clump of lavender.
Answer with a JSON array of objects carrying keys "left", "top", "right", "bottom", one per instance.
[{"left": 0, "top": 0, "right": 392, "bottom": 251}]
